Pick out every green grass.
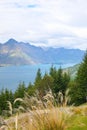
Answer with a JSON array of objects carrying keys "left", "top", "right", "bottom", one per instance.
[{"left": 67, "top": 115, "right": 87, "bottom": 130}]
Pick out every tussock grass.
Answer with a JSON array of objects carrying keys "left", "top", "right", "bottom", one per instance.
[
  {"left": 5, "top": 108, "right": 70, "bottom": 130},
  {"left": 31, "top": 108, "right": 69, "bottom": 130},
  {"left": 3, "top": 89, "right": 71, "bottom": 130},
  {"left": 2, "top": 89, "right": 87, "bottom": 130}
]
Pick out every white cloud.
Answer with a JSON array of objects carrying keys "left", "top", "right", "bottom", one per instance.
[{"left": 0, "top": 0, "right": 87, "bottom": 50}]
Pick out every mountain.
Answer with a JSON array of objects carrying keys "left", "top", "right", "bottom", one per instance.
[{"left": 0, "top": 38, "right": 85, "bottom": 66}]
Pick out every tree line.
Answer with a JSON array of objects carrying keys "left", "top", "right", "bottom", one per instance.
[{"left": 0, "top": 51, "right": 87, "bottom": 115}]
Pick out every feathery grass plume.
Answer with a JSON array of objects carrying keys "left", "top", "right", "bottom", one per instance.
[
  {"left": 22, "top": 92, "right": 44, "bottom": 111},
  {"left": 14, "top": 98, "right": 23, "bottom": 104},
  {"left": 43, "top": 89, "right": 54, "bottom": 108},
  {"left": 58, "top": 91, "right": 64, "bottom": 106},
  {"left": 57, "top": 89, "right": 71, "bottom": 107},
  {"left": 7, "top": 101, "right": 13, "bottom": 116},
  {"left": 14, "top": 98, "right": 25, "bottom": 113},
  {"left": 43, "top": 89, "right": 54, "bottom": 102},
  {"left": 6, "top": 98, "right": 24, "bottom": 116},
  {"left": 22, "top": 94, "right": 37, "bottom": 110},
  {"left": 6, "top": 99, "right": 25, "bottom": 130},
  {"left": 18, "top": 106, "right": 25, "bottom": 112},
  {"left": 64, "top": 88, "right": 71, "bottom": 106}
]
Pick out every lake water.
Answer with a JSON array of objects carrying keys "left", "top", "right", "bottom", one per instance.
[{"left": 0, "top": 63, "right": 76, "bottom": 91}]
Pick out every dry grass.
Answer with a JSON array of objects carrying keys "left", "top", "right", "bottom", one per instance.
[
  {"left": 4, "top": 107, "right": 70, "bottom": 130},
  {"left": 1, "top": 89, "right": 87, "bottom": 130},
  {"left": 71, "top": 105, "right": 87, "bottom": 116},
  {"left": 31, "top": 108, "right": 69, "bottom": 130},
  {"left": 3, "top": 89, "right": 71, "bottom": 130}
]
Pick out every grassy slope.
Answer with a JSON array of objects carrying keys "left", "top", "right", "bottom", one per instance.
[
  {"left": 4, "top": 105, "right": 87, "bottom": 130},
  {"left": 67, "top": 115, "right": 87, "bottom": 130}
]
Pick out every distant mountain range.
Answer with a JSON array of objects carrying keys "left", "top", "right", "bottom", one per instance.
[{"left": 0, "top": 38, "right": 85, "bottom": 66}]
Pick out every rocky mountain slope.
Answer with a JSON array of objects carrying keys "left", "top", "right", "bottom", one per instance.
[{"left": 0, "top": 38, "right": 85, "bottom": 66}]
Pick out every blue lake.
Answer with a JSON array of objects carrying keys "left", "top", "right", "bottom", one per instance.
[{"left": 0, "top": 63, "right": 76, "bottom": 91}]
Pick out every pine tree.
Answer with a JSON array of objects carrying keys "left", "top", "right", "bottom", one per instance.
[
  {"left": 34, "top": 68, "right": 42, "bottom": 86},
  {"left": 49, "top": 66, "right": 57, "bottom": 79},
  {"left": 54, "top": 67, "right": 63, "bottom": 93},
  {"left": 50, "top": 66, "right": 70, "bottom": 95},
  {"left": 14, "top": 81, "right": 26, "bottom": 98},
  {"left": 27, "top": 82, "right": 35, "bottom": 96},
  {"left": 37, "top": 73, "right": 54, "bottom": 97},
  {"left": 62, "top": 72, "right": 70, "bottom": 95},
  {"left": 75, "top": 51, "right": 87, "bottom": 104}
]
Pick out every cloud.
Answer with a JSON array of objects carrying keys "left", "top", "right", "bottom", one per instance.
[{"left": 0, "top": 0, "right": 87, "bottom": 50}]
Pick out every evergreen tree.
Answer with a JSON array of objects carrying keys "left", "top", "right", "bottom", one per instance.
[
  {"left": 27, "top": 82, "right": 35, "bottom": 96},
  {"left": 62, "top": 72, "right": 70, "bottom": 95},
  {"left": 75, "top": 51, "right": 87, "bottom": 104},
  {"left": 68, "top": 81, "right": 79, "bottom": 105},
  {"left": 37, "top": 73, "right": 54, "bottom": 97},
  {"left": 14, "top": 81, "right": 26, "bottom": 98},
  {"left": 0, "top": 89, "right": 6, "bottom": 114},
  {"left": 50, "top": 66, "right": 70, "bottom": 95},
  {"left": 34, "top": 68, "right": 42, "bottom": 87},
  {"left": 54, "top": 67, "right": 64, "bottom": 93},
  {"left": 49, "top": 66, "right": 57, "bottom": 79},
  {"left": 0, "top": 89, "right": 14, "bottom": 115}
]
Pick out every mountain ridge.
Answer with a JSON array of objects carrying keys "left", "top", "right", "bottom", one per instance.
[{"left": 0, "top": 38, "right": 85, "bottom": 66}]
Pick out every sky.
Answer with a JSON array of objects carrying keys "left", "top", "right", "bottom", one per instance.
[{"left": 0, "top": 0, "right": 87, "bottom": 50}]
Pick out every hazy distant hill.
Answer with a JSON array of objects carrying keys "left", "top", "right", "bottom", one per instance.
[
  {"left": 64, "top": 64, "right": 80, "bottom": 79},
  {"left": 0, "top": 38, "right": 85, "bottom": 66}
]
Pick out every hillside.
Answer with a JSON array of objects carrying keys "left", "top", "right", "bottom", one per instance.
[
  {"left": 64, "top": 64, "right": 80, "bottom": 78},
  {"left": 0, "top": 38, "right": 85, "bottom": 66}
]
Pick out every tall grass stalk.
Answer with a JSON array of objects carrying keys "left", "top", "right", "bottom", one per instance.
[
  {"left": 4, "top": 89, "right": 73, "bottom": 130},
  {"left": 31, "top": 108, "right": 69, "bottom": 130}
]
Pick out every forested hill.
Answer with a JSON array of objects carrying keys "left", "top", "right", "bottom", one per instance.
[{"left": 0, "top": 38, "right": 85, "bottom": 66}]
